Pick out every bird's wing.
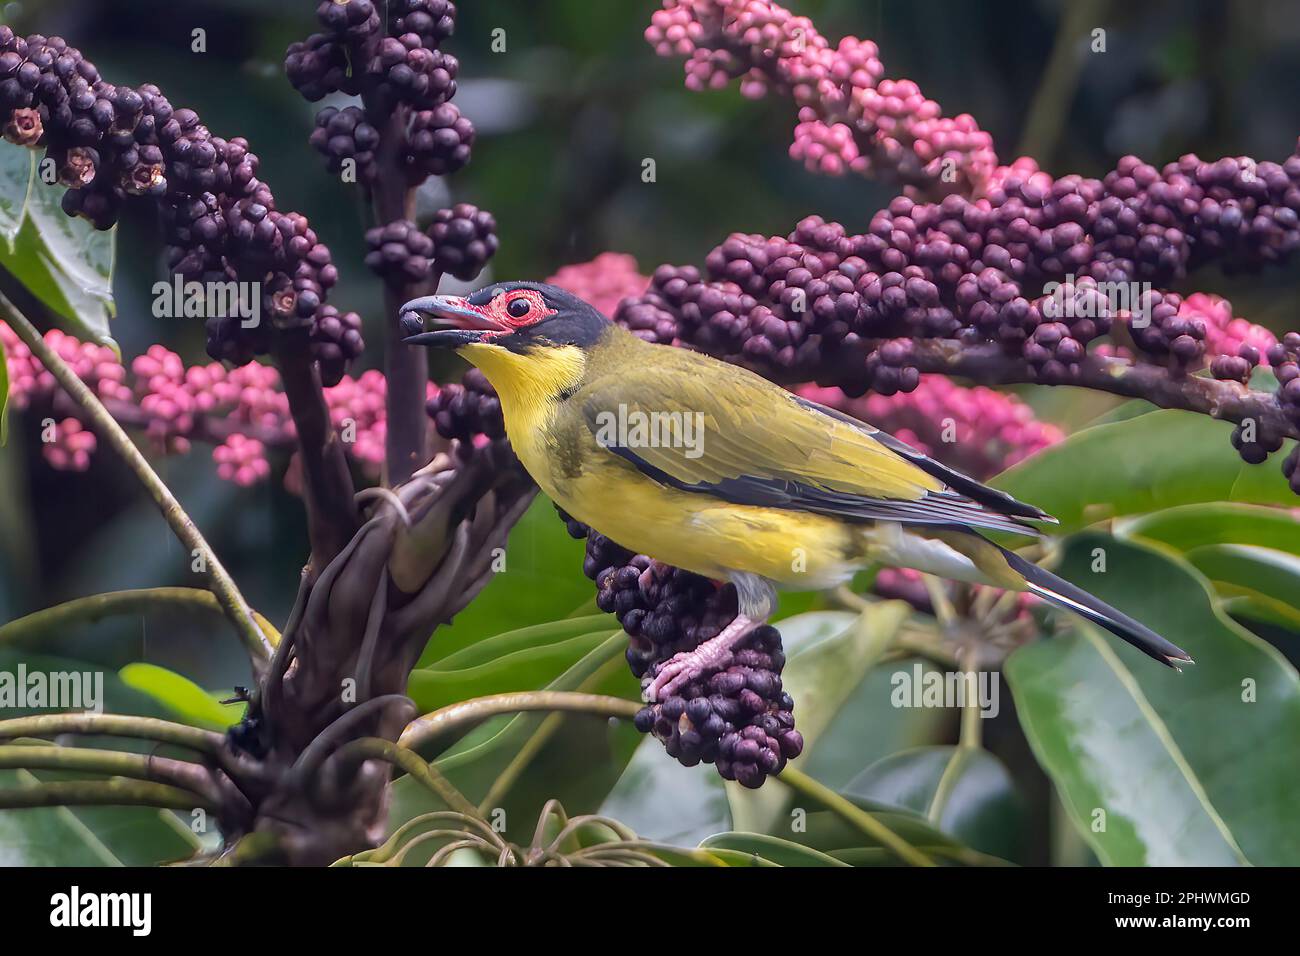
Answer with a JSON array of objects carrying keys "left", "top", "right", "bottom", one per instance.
[{"left": 576, "top": 360, "right": 1053, "bottom": 536}]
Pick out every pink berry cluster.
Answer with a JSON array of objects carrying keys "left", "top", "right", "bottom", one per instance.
[
  {"left": 548, "top": 252, "right": 652, "bottom": 318},
  {"left": 2, "top": 319, "right": 444, "bottom": 487},
  {"left": 799, "top": 374, "right": 1064, "bottom": 480},
  {"left": 646, "top": 0, "right": 997, "bottom": 195}
]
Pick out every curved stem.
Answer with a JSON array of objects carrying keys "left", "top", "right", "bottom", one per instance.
[
  {"left": 0, "top": 292, "right": 273, "bottom": 666},
  {"left": 0, "top": 587, "right": 279, "bottom": 649},
  {"left": 399, "top": 691, "right": 641, "bottom": 753},
  {"left": 0, "top": 778, "right": 215, "bottom": 811},
  {"left": 0, "top": 744, "right": 217, "bottom": 804},
  {"left": 332, "top": 737, "right": 480, "bottom": 819},
  {"left": 775, "top": 767, "right": 936, "bottom": 868},
  {"left": 0, "top": 712, "right": 227, "bottom": 754}
]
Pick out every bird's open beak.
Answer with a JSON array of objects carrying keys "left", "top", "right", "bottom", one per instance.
[{"left": 400, "top": 295, "right": 503, "bottom": 348}]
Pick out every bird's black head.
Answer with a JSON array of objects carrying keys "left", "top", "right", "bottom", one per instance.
[{"left": 400, "top": 281, "right": 610, "bottom": 353}]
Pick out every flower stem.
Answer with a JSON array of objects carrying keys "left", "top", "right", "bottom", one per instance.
[
  {"left": 0, "top": 777, "right": 213, "bottom": 811},
  {"left": 0, "top": 292, "right": 273, "bottom": 666},
  {"left": 399, "top": 691, "right": 642, "bottom": 753},
  {"left": 0, "top": 587, "right": 279, "bottom": 649},
  {"left": 775, "top": 767, "right": 936, "bottom": 867}
]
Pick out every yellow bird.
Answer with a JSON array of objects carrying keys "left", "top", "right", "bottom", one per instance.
[{"left": 402, "top": 282, "right": 1191, "bottom": 700}]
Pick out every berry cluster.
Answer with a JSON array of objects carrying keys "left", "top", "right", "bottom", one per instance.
[
  {"left": 800, "top": 374, "right": 1064, "bottom": 479},
  {"left": 1, "top": 320, "right": 435, "bottom": 486},
  {"left": 426, "top": 203, "right": 498, "bottom": 281},
  {"left": 564, "top": 517, "right": 803, "bottom": 787},
  {"left": 309, "top": 106, "right": 381, "bottom": 184},
  {"left": 365, "top": 219, "right": 435, "bottom": 284},
  {"left": 426, "top": 367, "right": 503, "bottom": 451},
  {"left": 286, "top": 0, "right": 475, "bottom": 197},
  {"left": 646, "top": 0, "right": 995, "bottom": 196},
  {"left": 0, "top": 27, "right": 362, "bottom": 384},
  {"left": 549, "top": 252, "right": 652, "bottom": 318}
]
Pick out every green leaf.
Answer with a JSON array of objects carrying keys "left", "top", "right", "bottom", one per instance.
[
  {"left": 992, "top": 410, "right": 1297, "bottom": 533},
  {"left": 0, "top": 767, "right": 201, "bottom": 866},
  {"left": 725, "top": 603, "right": 910, "bottom": 834},
  {"left": 0, "top": 146, "right": 33, "bottom": 247},
  {"left": 0, "top": 163, "right": 116, "bottom": 347},
  {"left": 1120, "top": 503, "right": 1300, "bottom": 558},
  {"left": 415, "top": 499, "right": 592, "bottom": 666},
  {"left": 599, "top": 735, "right": 732, "bottom": 846},
  {"left": 1005, "top": 533, "right": 1300, "bottom": 866},
  {"left": 843, "top": 745, "right": 1024, "bottom": 862},
  {"left": 699, "top": 831, "right": 848, "bottom": 866},
  {"left": 408, "top": 627, "right": 615, "bottom": 714},
  {"left": 1182, "top": 544, "right": 1300, "bottom": 629},
  {"left": 118, "top": 663, "right": 244, "bottom": 730}
]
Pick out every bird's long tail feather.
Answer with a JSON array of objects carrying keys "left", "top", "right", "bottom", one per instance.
[{"left": 999, "top": 547, "right": 1194, "bottom": 669}]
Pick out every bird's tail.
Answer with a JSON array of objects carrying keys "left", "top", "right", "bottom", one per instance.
[{"left": 998, "top": 546, "right": 1194, "bottom": 670}]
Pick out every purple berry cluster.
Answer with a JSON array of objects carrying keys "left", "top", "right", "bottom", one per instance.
[
  {"left": 562, "top": 515, "right": 804, "bottom": 787},
  {"left": 427, "top": 203, "right": 499, "bottom": 281},
  {"left": 426, "top": 367, "right": 505, "bottom": 450},
  {"left": 0, "top": 27, "right": 364, "bottom": 383},
  {"left": 286, "top": 0, "right": 474, "bottom": 196}
]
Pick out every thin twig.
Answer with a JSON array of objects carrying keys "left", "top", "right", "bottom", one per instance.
[
  {"left": 0, "top": 587, "right": 278, "bottom": 649},
  {"left": 0, "top": 778, "right": 216, "bottom": 811},
  {"left": 0, "top": 291, "right": 272, "bottom": 666},
  {"left": 331, "top": 736, "right": 480, "bottom": 819},
  {"left": 399, "top": 691, "right": 641, "bottom": 753}
]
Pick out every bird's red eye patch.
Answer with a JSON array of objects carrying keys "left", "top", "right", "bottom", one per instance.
[{"left": 485, "top": 289, "right": 556, "bottom": 329}]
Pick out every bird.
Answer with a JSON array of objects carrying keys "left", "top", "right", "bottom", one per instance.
[{"left": 401, "top": 281, "right": 1192, "bottom": 700}]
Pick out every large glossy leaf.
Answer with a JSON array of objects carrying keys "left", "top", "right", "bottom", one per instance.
[
  {"left": 1005, "top": 533, "right": 1300, "bottom": 866},
  {"left": 408, "top": 628, "right": 614, "bottom": 713},
  {"left": 1120, "top": 503, "right": 1300, "bottom": 557},
  {"left": 415, "top": 499, "right": 592, "bottom": 666},
  {"left": 992, "top": 410, "right": 1297, "bottom": 532},
  {"left": 599, "top": 736, "right": 732, "bottom": 846},
  {"left": 726, "top": 603, "right": 910, "bottom": 834},
  {"left": 843, "top": 745, "right": 1024, "bottom": 862},
  {"left": 1182, "top": 544, "right": 1300, "bottom": 629}
]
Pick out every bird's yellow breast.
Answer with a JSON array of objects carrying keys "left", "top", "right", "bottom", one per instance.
[{"left": 457, "top": 339, "right": 865, "bottom": 589}]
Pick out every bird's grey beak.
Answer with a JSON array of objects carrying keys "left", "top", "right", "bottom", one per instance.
[{"left": 400, "top": 295, "right": 498, "bottom": 348}]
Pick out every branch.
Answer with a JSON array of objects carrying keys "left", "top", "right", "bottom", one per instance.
[
  {"left": 0, "top": 587, "right": 279, "bottom": 650},
  {"left": 0, "top": 713, "right": 226, "bottom": 755},
  {"left": 398, "top": 692, "right": 641, "bottom": 754},
  {"left": 331, "top": 736, "right": 479, "bottom": 819},
  {"left": 0, "top": 743, "right": 219, "bottom": 805},
  {"left": 0, "top": 778, "right": 213, "bottom": 811},
  {"left": 0, "top": 292, "right": 273, "bottom": 665},
  {"left": 907, "top": 340, "right": 1299, "bottom": 440}
]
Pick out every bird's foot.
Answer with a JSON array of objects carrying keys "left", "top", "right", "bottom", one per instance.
[{"left": 645, "top": 613, "right": 757, "bottom": 702}]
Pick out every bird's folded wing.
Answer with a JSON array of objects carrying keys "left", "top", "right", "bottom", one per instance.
[{"left": 576, "top": 365, "right": 1052, "bottom": 536}]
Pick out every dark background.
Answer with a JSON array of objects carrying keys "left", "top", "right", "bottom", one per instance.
[{"left": 2, "top": 0, "right": 1299, "bottom": 692}]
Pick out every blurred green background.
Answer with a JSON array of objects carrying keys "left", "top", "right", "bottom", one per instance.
[{"left": 1, "top": 0, "right": 1298, "bottom": 706}]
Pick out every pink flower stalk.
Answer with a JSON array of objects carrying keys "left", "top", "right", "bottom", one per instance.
[
  {"left": 799, "top": 374, "right": 1063, "bottom": 480},
  {"left": 647, "top": 0, "right": 998, "bottom": 196},
  {"left": 2, "top": 319, "right": 439, "bottom": 486},
  {"left": 548, "top": 252, "right": 651, "bottom": 318}
]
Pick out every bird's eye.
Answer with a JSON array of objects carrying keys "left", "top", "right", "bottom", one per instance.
[{"left": 506, "top": 297, "right": 532, "bottom": 319}]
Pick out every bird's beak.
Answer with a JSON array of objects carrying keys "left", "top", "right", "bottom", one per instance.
[{"left": 400, "top": 295, "right": 502, "bottom": 348}]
